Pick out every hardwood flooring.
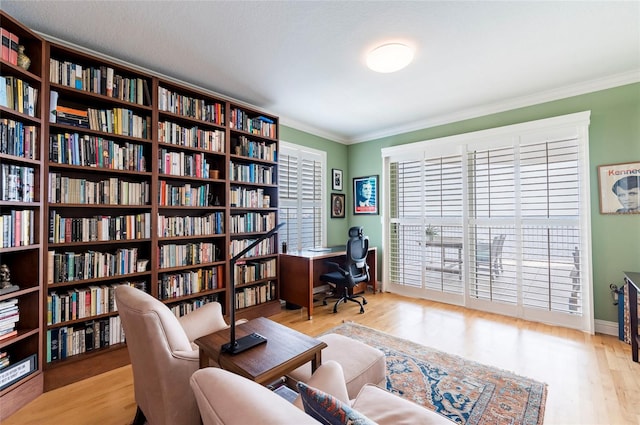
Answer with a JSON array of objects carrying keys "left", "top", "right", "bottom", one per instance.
[{"left": 4, "top": 292, "right": 639, "bottom": 425}]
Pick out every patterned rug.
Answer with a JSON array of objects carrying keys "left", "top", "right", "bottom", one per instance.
[{"left": 324, "top": 322, "right": 547, "bottom": 425}]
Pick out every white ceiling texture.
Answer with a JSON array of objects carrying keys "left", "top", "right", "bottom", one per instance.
[{"left": 3, "top": 1, "right": 639, "bottom": 143}]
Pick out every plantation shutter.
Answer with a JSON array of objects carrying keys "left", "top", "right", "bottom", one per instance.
[{"left": 278, "top": 143, "right": 324, "bottom": 250}]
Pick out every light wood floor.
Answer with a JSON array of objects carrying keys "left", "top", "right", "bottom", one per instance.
[{"left": 4, "top": 292, "right": 640, "bottom": 425}]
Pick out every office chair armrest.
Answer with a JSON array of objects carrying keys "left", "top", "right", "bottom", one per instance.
[{"left": 324, "top": 261, "right": 348, "bottom": 275}]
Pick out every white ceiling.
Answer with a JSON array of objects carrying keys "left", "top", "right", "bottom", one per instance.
[{"left": 3, "top": 1, "right": 639, "bottom": 144}]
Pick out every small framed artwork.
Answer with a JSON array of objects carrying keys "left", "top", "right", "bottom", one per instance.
[
  {"left": 332, "top": 168, "right": 343, "bottom": 191},
  {"left": 598, "top": 161, "right": 640, "bottom": 214},
  {"left": 353, "top": 175, "right": 379, "bottom": 215},
  {"left": 331, "top": 193, "right": 346, "bottom": 218}
]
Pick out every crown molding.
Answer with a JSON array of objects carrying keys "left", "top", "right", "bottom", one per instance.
[{"left": 348, "top": 70, "right": 640, "bottom": 145}]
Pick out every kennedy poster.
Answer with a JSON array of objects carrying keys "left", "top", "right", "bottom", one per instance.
[{"left": 598, "top": 161, "right": 640, "bottom": 214}]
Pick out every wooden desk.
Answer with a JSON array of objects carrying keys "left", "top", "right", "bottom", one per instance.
[
  {"left": 624, "top": 271, "right": 640, "bottom": 362},
  {"left": 194, "top": 317, "right": 327, "bottom": 385},
  {"left": 279, "top": 246, "right": 377, "bottom": 320}
]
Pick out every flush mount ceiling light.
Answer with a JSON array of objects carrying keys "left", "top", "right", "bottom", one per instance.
[{"left": 366, "top": 43, "right": 414, "bottom": 73}]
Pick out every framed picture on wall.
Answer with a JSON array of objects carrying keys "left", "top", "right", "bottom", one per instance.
[
  {"left": 332, "top": 168, "right": 343, "bottom": 191},
  {"left": 598, "top": 161, "right": 640, "bottom": 214},
  {"left": 331, "top": 193, "right": 346, "bottom": 218},
  {"left": 353, "top": 175, "right": 379, "bottom": 215}
]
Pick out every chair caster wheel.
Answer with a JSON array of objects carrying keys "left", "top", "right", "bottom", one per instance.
[
  {"left": 359, "top": 308, "right": 365, "bottom": 314},
  {"left": 363, "top": 300, "right": 368, "bottom": 305}
]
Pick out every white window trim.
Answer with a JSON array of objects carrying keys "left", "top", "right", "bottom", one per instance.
[{"left": 381, "top": 111, "right": 594, "bottom": 333}]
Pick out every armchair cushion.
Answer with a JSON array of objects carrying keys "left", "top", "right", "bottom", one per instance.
[{"left": 297, "top": 381, "right": 377, "bottom": 425}]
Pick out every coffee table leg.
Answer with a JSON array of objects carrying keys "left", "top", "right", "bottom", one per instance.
[
  {"left": 311, "top": 350, "right": 322, "bottom": 373},
  {"left": 199, "top": 347, "right": 208, "bottom": 369}
]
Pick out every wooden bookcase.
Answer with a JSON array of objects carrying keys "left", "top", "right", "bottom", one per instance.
[
  {"left": 0, "top": 12, "right": 281, "bottom": 400},
  {"left": 228, "top": 104, "right": 281, "bottom": 319},
  {"left": 0, "top": 10, "right": 45, "bottom": 420},
  {"left": 43, "top": 41, "right": 155, "bottom": 391}
]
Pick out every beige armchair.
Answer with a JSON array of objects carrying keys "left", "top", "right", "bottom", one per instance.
[{"left": 115, "top": 285, "right": 229, "bottom": 425}]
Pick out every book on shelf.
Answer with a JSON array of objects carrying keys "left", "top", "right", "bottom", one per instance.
[
  {"left": 0, "top": 28, "right": 9, "bottom": 62},
  {"left": 8, "top": 30, "right": 18, "bottom": 66}
]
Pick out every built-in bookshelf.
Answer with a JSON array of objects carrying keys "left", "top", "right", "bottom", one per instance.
[
  {"left": 43, "top": 41, "right": 155, "bottom": 391},
  {"left": 0, "top": 10, "right": 44, "bottom": 421},
  {"left": 0, "top": 11, "right": 281, "bottom": 406},
  {"left": 155, "top": 80, "right": 228, "bottom": 313},
  {"left": 229, "top": 103, "right": 280, "bottom": 318}
]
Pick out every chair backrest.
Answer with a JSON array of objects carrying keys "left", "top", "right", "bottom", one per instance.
[
  {"left": 115, "top": 285, "right": 201, "bottom": 425},
  {"left": 345, "top": 226, "right": 370, "bottom": 285},
  {"left": 491, "top": 234, "right": 506, "bottom": 258}
]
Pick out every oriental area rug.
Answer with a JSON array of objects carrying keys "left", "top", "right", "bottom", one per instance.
[{"left": 324, "top": 322, "right": 547, "bottom": 425}]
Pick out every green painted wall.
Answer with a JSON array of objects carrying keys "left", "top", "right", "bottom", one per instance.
[{"left": 282, "top": 83, "right": 639, "bottom": 323}]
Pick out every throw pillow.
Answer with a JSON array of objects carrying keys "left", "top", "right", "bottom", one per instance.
[{"left": 297, "top": 381, "right": 377, "bottom": 425}]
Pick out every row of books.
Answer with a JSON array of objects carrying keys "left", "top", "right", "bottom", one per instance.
[
  {"left": 158, "top": 121, "right": 225, "bottom": 152},
  {"left": 234, "top": 281, "right": 277, "bottom": 310},
  {"left": 0, "top": 163, "right": 35, "bottom": 202},
  {"left": 158, "top": 86, "right": 225, "bottom": 124},
  {"left": 158, "top": 242, "right": 217, "bottom": 269},
  {"left": 0, "top": 118, "right": 37, "bottom": 159},
  {"left": 159, "top": 149, "right": 212, "bottom": 179},
  {"left": 48, "top": 172, "right": 151, "bottom": 205},
  {"left": 0, "top": 299, "right": 18, "bottom": 342},
  {"left": 49, "top": 132, "right": 147, "bottom": 171},
  {"left": 229, "top": 212, "right": 277, "bottom": 234},
  {"left": 47, "top": 247, "right": 140, "bottom": 284},
  {"left": 229, "top": 109, "right": 276, "bottom": 139},
  {"left": 233, "top": 135, "right": 277, "bottom": 162},
  {"left": 0, "top": 27, "right": 20, "bottom": 66},
  {"left": 47, "top": 281, "right": 143, "bottom": 325},
  {"left": 0, "top": 75, "right": 38, "bottom": 117},
  {"left": 46, "top": 316, "right": 125, "bottom": 362},
  {"left": 229, "top": 161, "right": 275, "bottom": 184},
  {"left": 54, "top": 103, "right": 150, "bottom": 139},
  {"left": 229, "top": 186, "right": 268, "bottom": 208},
  {"left": 168, "top": 294, "right": 219, "bottom": 318},
  {"left": 157, "top": 212, "right": 224, "bottom": 238},
  {"left": 233, "top": 258, "right": 277, "bottom": 285},
  {"left": 229, "top": 235, "right": 276, "bottom": 259},
  {"left": 1, "top": 209, "right": 35, "bottom": 248},
  {"left": 49, "top": 211, "right": 151, "bottom": 244},
  {"left": 158, "top": 266, "right": 224, "bottom": 300},
  {"left": 158, "top": 180, "right": 211, "bottom": 207},
  {"left": 49, "top": 58, "right": 150, "bottom": 106}
]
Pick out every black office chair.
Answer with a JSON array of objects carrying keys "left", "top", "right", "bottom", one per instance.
[{"left": 321, "top": 226, "right": 370, "bottom": 314}]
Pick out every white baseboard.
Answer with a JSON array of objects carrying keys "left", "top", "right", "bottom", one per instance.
[{"left": 594, "top": 319, "right": 619, "bottom": 336}]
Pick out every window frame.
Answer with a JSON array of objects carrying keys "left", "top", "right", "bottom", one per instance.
[
  {"left": 278, "top": 141, "right": 327, "bottom": 251},
  {"left": 381, "top": 111, "right": 594, "bottom": 333}
]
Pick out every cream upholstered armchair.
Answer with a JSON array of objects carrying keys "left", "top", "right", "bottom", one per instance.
[{"left": 115, "top": 285, "right": 229, "bottom": 425}]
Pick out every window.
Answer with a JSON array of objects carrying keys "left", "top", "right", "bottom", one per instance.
[
  {"left": 278, "top": 142, "right": 326, "bottom": 250},
  {"left": 382, "top": 112, "right": 593, "bottom": 332}
]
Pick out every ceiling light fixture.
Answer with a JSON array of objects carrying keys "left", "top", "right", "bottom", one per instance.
[{"left": 366, "top": 43, "right": 414, "bottom": 73}]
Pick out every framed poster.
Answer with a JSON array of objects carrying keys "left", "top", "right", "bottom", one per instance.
[
  {"left": 353, "top": 175, "right": 378, "bottom": 215},
  {"left": 332, "top": 168, "right": 343, "bottom": 191},
  {"left": 598, "top": 161, "right": 640, "bottom": 214},
  {"left": 331, "top": 193, "right": 345, "bottom": 218}
]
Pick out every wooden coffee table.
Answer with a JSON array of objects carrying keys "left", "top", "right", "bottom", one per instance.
[{"left": 194, "top": 317, "right": 328, "bottom": 385}]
